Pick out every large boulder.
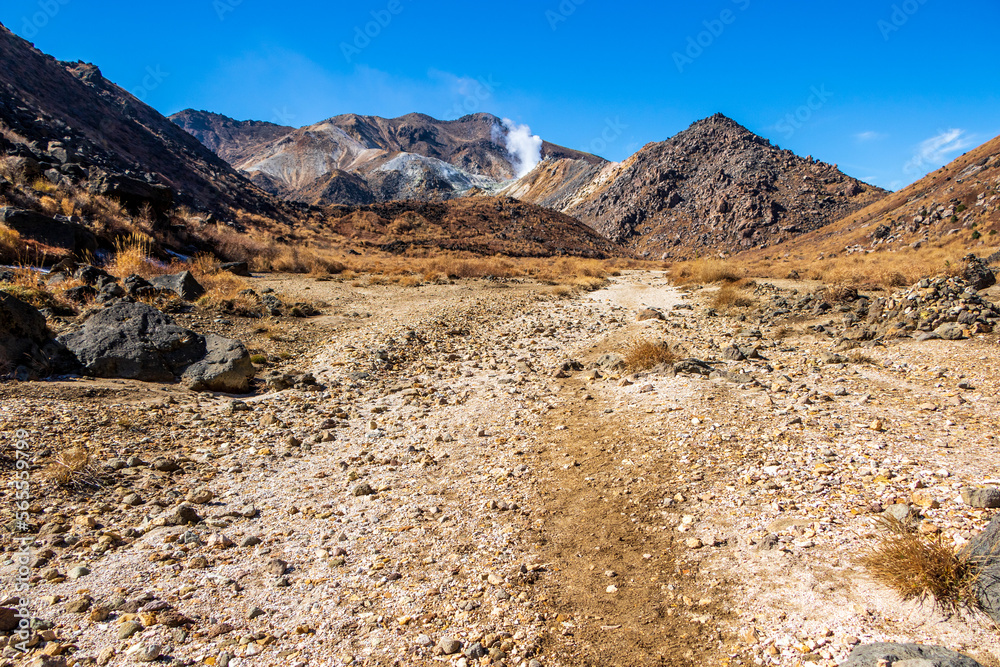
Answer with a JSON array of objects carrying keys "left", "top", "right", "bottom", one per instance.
[
  {"left": 962, "top": 254, "right": 996, "bottom": 291},
  {"left": 58, "top": 302, "right": 204, "bottom": 382},
  {"left": 58, "top": 302, "right": 255, "bottom": 392},
  {"left": 0, "top": 292, "right": 51, "bottom": 372},
  {"left": 0, "top": 207, "right": 97, "bottom": 255},
  {"left": 182, "top": 335, "right": 254, "bottom": 393},
  {"left": 841, "top": 643, "right": 984, "bottom": 667},
  {"left": 150, "top": 271, "right": 205, "bottom": 301}
]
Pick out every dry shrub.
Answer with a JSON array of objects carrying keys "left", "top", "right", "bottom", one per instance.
[
  {"left": 107, "top": 233, "right": 165, "bottom": 279},
  {"left": 860, "top": 517, "right": 980, "bottom": 615},
  {"left": 396, "top": 274, "right": 423, "bottom": 287},
  {"left": 625, "top": 340, "right": 679, "bottom": 371},
  {"left": 711, "top": 285, "right": 756, "bottom": 310},
  {"left": 0, "top": 157, "right": 27, "bottom": 185},
  {"left": 39, "top": 195, "right": 60, "bottom": 216},
  {"left": 672, "top": 258, "right": 743, "bottom": 285},
  {"left": 44, "top": 446, "right": 102, "bottom": 488},
  {"left": 31, "top": 178, "right": 57, "bottom": 194},
  {"left": 0, "top": 226, "right": 21, "bottom": 263}
]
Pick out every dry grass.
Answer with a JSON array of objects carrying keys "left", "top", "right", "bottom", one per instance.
[
  {"left": 624, "top": 340, "right": 680, "bottom": 372},
  {"left": 672, "top": 258, "right": 744, "bottom": 285},
  {"left": 711, "top": 285, "right": 756, "bottom": 310},
  {"left": 106, "top": 233, "right": 166, "bottom": 279},
  {"left": 860, "top": 517, "right": 981, "bottom": 615},
  {"left": 44, "top": 446, "right": 102, "bottom": 488},
  {"left": 0, "top": 226, "right": 21, "bottom": 264},
  {"left": 740, "top": 238, "right": 997, "bottom": 289}
]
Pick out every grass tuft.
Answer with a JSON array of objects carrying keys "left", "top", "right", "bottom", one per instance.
[{"left": 860, "top": 517, "right": 981, "bottom": 615}]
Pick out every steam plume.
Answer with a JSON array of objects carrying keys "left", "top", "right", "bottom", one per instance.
[{"left": 493, "top": 118, "right": 542, "bottom": 179}]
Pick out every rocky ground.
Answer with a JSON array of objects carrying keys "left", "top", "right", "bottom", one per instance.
[{"left": 2, "top": 271, "right": 1000, "bottom": 667}]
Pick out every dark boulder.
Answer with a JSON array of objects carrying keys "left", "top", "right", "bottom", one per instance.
[
  {"left": 841, "top": 642, "right": 984, "bottom": 667},
  {"left": 962, "top": 514, "right": 1000, "bottom": 623},
  {"left": 57, "top": 302, "right": 255, "bottom": 392},
  {"left": 673, "top": 358, "right": 715, "bottom": 376},
  {"left": 150, "top": 271, "right": 205, "bottom": 301},
  {"left": 0, "top": 292, "right": 74, "bottom": 376},
  {"left": 220, "top": 262, "right": 251, "bottom": 277},
  {"left": 74, "top": 264, "right": 114, "bottom": 286},
  {"left": 57, "top": 302, "right": 204, "bottom": 382},
  {"left": 123, "top": 275, "right": 157, "bottom": 298},
  {"left": 0, "top": 207, "right": 97, "bottom": 255}
]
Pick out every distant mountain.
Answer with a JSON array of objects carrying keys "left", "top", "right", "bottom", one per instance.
[
  {"left": 170, "top": 110, "right": 605, "bottom": 206},
  {"left": 507, "top": 114, "right": 887, "bottom": 259},
  {"left": 0, "top": 24, "right": 280, "bottom": 218}
]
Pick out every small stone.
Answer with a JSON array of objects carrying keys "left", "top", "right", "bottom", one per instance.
[
  {"left": 685, "top": 538, "right": 704, "bottom": 549},
  {"left": 65, "top": 597, "right": 91, "bottom": 613},
  {"left": 240, "top": 536, "right": 263, "bottom": 548},
  {"left": 247, "top": 607, "right": 265, "bottom": 620},
  {"left": 265, "top": 558, "right": 288, "bottom": 576},
  {"left": 67, "top": 566, "right": 90, "bottom": 579},
  {"left": 118, "top": 621, "right": 143, "bottom": 640},
  {"left": 185, "top": 488, "right": 214, "bottom": 504},
  {"left": 439, "top": 638, "right": 463, "bottom": 655},
  {"left": 606, "top": 584, "right": 618, "bottom": 593},
  {"left": 133, "top": 643, "right": 161, "bottom": 662},
  {"left": 353, "top": 483, "right": 375, "bottom": 497}
]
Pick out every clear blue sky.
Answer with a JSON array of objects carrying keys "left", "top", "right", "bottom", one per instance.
[{"left": 2, "top": 0, "right": 998, "bottom": 191}]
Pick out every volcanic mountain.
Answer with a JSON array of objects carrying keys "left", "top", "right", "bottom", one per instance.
[
  {"left": 507, "top": 114, "right": 887, "bottom": 259},
  {"left": 170, "top": 110, "right": 604, "bottom": 206}
]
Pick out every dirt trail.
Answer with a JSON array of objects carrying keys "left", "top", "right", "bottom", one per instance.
[{"left": 532, "top": 381, "right": 734, "bottom": 666}]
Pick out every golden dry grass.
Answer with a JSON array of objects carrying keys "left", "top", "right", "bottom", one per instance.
[
  {"left": 671, "top": 258, "right": 744, "bottom": 285},
  {"left": 624, "top": 340, "right": 680, "bottom": 371},
  {"left": 106, "top": 233, "right": 166, "bottom": 279},
  {"left": 0, "top": 226, "right": 21, "bottom": 264},
  {"left": 711, "top": 285, "right": 756, "bottom": 310},
  {"left": 860, "top": 517, "right": 980, "bottom": 615}
]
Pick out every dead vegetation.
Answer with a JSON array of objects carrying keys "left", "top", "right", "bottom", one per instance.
[
  {"left": 624, "top": 340, "right": 679, "bottom": 371},
  {"left": 44, "top": 445, "right": 103, "bottom": 489},
  {"left": 671, "top": 258, "right": 745, "bottom": 285},
  {"left": 860, "top": 517, "right": 981, "bottom": 616},
  {"left": 711, "top": 284, "right": 756, "bottom": 311}
]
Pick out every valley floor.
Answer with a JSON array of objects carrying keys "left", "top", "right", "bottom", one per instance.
[{"left": 2, "top": 271, "right": 1000, "bottom": 667}]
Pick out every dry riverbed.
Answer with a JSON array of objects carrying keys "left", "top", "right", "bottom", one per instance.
[{"left": 1, "top": 271, "right": 999, "bottom": 667}]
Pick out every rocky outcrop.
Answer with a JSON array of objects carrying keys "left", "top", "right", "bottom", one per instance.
[
  {"left": 0, "top": 207, "right": 97, "bottom": 255},
  {"left": 842, "top": 643, "right": 984, "bottom": 667},
  {"left": 58, "top": 302, "right": 254, "bottom": 391}
]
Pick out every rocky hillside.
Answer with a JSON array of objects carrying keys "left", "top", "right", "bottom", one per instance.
[
  {"left": 747, "top": 133, "right": 1000, "bottom": 258},
  {"left": 0, "top": 24, "right": 282, "bottom": 219},
  {"left": 508, "top": 114, "right": 886, "bottom": 259},
  {"left": 171, "top": 110, "right": 604, "bottom": 206},
  {"left": 319, "top": 196, "right": 618, "bottom": 258}
]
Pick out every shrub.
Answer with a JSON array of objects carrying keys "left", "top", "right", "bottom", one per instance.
[
  {"left": 107, "top": 233, "right": 164, "bottom": 279},
  {"left": 860, "top": 517, "right": 980, "bottom": 615},
  {"left": 672, "top": 259, "right": 743, "bottom": 285},
  {"left": 625, "top": 340, "right": 679, "bottom": 371},
  {"left": 44, "top": 446, "right": 102, "bottom": 488},
  {"left": 711, "top": 285, "right": 755, "bottom": 310}
]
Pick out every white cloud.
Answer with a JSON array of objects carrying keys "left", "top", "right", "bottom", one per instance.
[
  {"left": 904, "top": 128, "right": 975, "bottom": 173},
  {"left": 855, "top": 131, "right": 885, "bottom": 142}
]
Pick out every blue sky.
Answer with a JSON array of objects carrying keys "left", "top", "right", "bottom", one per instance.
[{"left": 2, "top": 0, "right": 998, "bottom": 191}]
